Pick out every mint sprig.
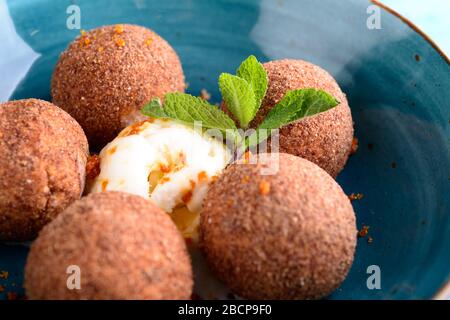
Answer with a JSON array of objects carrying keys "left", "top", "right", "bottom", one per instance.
[{"left": 141, "top": 55, "right": 339, "bottom": 153}]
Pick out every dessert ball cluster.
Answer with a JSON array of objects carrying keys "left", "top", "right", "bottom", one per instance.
[{"left": 2, "top": 23, "right": 358, "bottom": 300}]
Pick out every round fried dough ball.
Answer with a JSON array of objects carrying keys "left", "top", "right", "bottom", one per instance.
[
  {"left": 52, "top": 24, "right": 185, "bottom": 149},
  {"left": 25, "top": 192, "right": 193, "bottom": 300},
  {"left": 253, "top": 59, "right": 353, "bottom": 178},
  {"left": 200, "top": 153, "right": 356, "bottom": 299},
  {"left": 0, "top": 99, "right": 88, "bottom": 242}
]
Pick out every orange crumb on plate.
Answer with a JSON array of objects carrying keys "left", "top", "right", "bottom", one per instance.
[
  {"left": 350, "top": 137, "right": 359, "bottom": 155},
  {"left": 0, "top": 271, "right": 8, "bottom": 279},
  {"left": 358, "top": 225, "right": 370, "bottom": 238},
  {"left": 6, "top": 292, "right": 18, "bottom": 300},
  {"left": 349, "top": 193, "right": 364, "bottom": 201},
  {"left": 200, "top": 89, "right": 211, "bottom": 100}
]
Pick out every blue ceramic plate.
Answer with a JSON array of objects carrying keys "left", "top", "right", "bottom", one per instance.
[{"left": 0, "top": 0, "right": 449, "bottom": 300}]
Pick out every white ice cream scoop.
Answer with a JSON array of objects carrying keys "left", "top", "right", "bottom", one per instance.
[{"left": 89, "top": 118, "right": 231, "bottom": 238}]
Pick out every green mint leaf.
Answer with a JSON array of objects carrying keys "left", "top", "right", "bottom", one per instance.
[
  {"left": 140, "top": 98, "right": 168, "bottom": 118},
  {"left": 141, "top": 92, "right": 241, "bottom": 144},
  {"left": 247, "top": 88, "right": 339, "bottom": 147},
  {"left": 236, "top": 55, "right": 268, "bottom": 110},
  {"left": 163, "top": 93, "right": 237, "bottom": 131},
  {"left": 236, "top": 55, "right": 269, "bottom": 110},
  {"left": 259, "top": 88, "right": 338, "bottom": 129},
  {"left": 219, "top": 73, "right": 256, "bottom": 129}
]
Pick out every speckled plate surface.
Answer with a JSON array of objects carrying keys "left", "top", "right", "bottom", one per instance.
[{"left": 0, "top": 0, "right": 449, "bottom": 300}]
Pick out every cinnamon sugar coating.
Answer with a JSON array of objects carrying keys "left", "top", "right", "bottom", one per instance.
[
  {"left": 52, "top": 24, "right": 185, "bottom": 149},
  {"left": 200, "top": 153, "right": 356, "bottom": 299},
  {"left": 0, "top": 99, "right": 88, "bottom": 241},
  {"left": 25, "top": 192, "right": 193, "bottom": 300}
]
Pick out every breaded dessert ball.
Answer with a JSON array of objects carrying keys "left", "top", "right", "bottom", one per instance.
[
  {"left": 52, "top": 24, "right": 185, "bottom": 149},
  {"left": 254, "top": 59, "right": 353, "bottom": 178},
  {"left": 200, "top": 153, "right": 356, "bottom": 300},
  {"left": 0, "top": 99, "right": 88, "bottom": 242},
  {"left": 25, "top": 192, "right": 193, "bottom": 300}
]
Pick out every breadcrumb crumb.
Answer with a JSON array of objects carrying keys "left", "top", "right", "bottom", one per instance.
[
  {"left": 200, "top": 89, "right": 211, "bottom": 100},
  {"left": 350, "top": 137, "right": 359, "bottom": 155},
  {"left": 86, "top": 155, "right": 101, "bottom": 180},
  {"left": 243, "top": 151, "right": 252, "bottom": 164},
  {"left": 358, "top": 225, "right": 369, "bottom": 238},
  {"left": 198, "top": 171, "right": 208, "bottom": 182},
  {"left": 6, "top": 292, "right": 18, "bottom": 300},
  {"left": 0, "top": 271, "right": 8, "bottom": 279},
  {"left": 101, "top": 180, "right": 108, "bottom": 192},
  {"left": 259, "top": 180, "right": 271, "bottom": 195},
  {"left": 114, "top": 24, "right": 124, "bottom": 34},
  {"left": 115, "top": 38, "right": 126, "bottom": 48},
  {"left": 182, "top": 190, "right": 193, "bottom": 204},
  {"left": 145, "top": 38, "right": 153, "bottom": 46},
  {"left": 349, "top": 193, "right": 364, "bottom": 201}
]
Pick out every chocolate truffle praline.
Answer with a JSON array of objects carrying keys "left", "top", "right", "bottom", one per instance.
[
  {"left": 0, "top": 99, "right": 88, "bottom": 242},
  {"left": 51, "top": 24, "right": 185, "bottom": 149},
  {"left": 25, "top": 192, "right": 193, "bottom": 300},
  {"left": 200, "top": 153, "right": 357, "bottom": 299}
]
